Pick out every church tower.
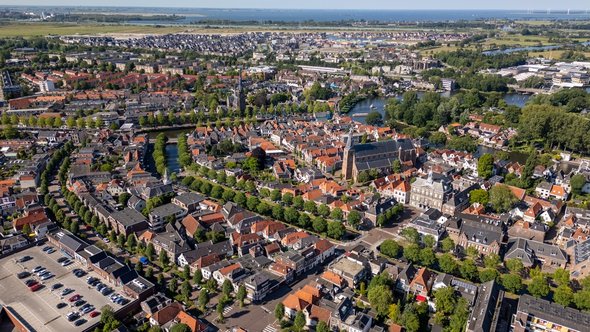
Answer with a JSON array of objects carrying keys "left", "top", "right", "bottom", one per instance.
[{"left": 342, "top": 129, "right": 355, "bottom": 181}]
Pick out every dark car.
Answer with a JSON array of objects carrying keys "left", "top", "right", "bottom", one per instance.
[
  {"left": 74, "top": 270, "right": 86, "bottom": 277},
  {"left": 57, "top": 257, "right": 68, "bottom": 263},
  {"left": 16, "top": 256, "right": 32, "bottom": 263},
  {"left": 74, "top": 300, "right": 86, "bottom": 307},
  {"left": 67, "top": 313, "right": 79, "bottom": 322},
  {"left": 52, "top": 283, "right": 63, "bottom": 290},
  {"left": 56, "top": 302, "right": 67, "bottom": 309},
  {"left": 17, "top": 271, "right": 30, "bottom": 279},
  {"left": 74, "top": 319, "right": 87, "bottom": 326}
]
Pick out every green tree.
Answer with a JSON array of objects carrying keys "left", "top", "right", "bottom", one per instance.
[
  {"left": 222, "top": 279, "right": 233, "bottom": 297},
  {"left": 388, "top": 303, "right": 401, "bottom": 323},
  {"left": 403, "top": 244, "right": 421, "bottom": 263},
  {"left": 571, "top": 174, "right": 587, "bottom": 196},
  {"left": 528, "top": 276, "right": 550, "bottom": 298},
  {"left": 316, "top": 321, "right": 330, "bottom": 332},
  {"left": 180, "top": 280, "right": 192, "bottom": 301},
  {"left": 216, "top": 302, "right": 225, "bottom": 322},
  {"left": 501, "top": 273, "right": 523, "bottom": 293},
  {"left": 198, "top": 290, "right": 209, "bottom": 309},
  {"left": 294, "top": 311, "right": 306, "bottom": 332},
  {"left": 347, "top": 210, "right": 362, "bottom": 228},
  {"left": 552, "top": 268, "right": 570, "bottom": 286},
  {"left": 274, "top": 302, "right": 285, "bottom": 321},
  {"left": 312, "top": 217, "right": 328, "bottom": 233},
  {"left": 484, "top": 253, "right": 501, "bottom": 268},
  {"left": 459, "top": 260, "right": 478, "bottom": 281},
  {"left": 367, "top": 284, "right": 394, "bottom": 318},
  {"left": 168, "top": 277, "right": 178, "bottom": 295},
  {"left": 330, "top": 208, "right": 343, "bottom": 221},
  {"left": 170, "top": 323, "right": 191, "bottom": 332},
  {"left": 489, "top": 185, "right": 518, "bottom": 213},
  {"left": 159, "top": 250, "right": 170, "bottom": 267},
  {"left": 379, "top": 239, "right": 401, "bottom": 258},
  {"left": 21, "top": 223, "right": 32, "bottom": 236},
  {"left": 401, "top": 227, "right": 421, "bottom": 244},
  {"left": 553, "top": 285, "right": 573, "bottom": 307},
  {"left": 237, "top": 284, "right": 247, "bottom": 307},
  {"left": 477, "top": 153, "right": 494, "bottom": 179},
  {"left": 146, "top": 243, "right": 155, "bottom": 260},
  {"left": 327, "top": 221, "right": 345, "bottom": 240},
  {"left": 506, "top": 258, "right": 524, "bottom": 275},
  {"left": 420, "top": 248, "right": 436, "bottom": 266},
  {"left": 479, "top": 268, "right": 499, "bottom": 282},
  {"left": 182, "top": 265, "right": 191, "bottom": 280},
  {"left": 441, "top": 237, "right": 455, "bottom": 253},
  {"left": 423, "top": 235, "right": 436, "bottom": 248},
  {"left": 438, "top": 253, "right": 459, "bottom": 274},
  {"left": 448, "top": 298, "right": 470, "bottom": 332},
  {"left": 193, "top": 269, "right": 203, "bottom": 285},
  {"left": 433, "top": 286, "right": 457, "bottom": 317},
  {"left": 469, "top": 189, "right": 490, "bottom": 205}
]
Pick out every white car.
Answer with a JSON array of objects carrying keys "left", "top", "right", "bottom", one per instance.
[{"left": 41, "top": 273, "right": 54, "bottom": 281}]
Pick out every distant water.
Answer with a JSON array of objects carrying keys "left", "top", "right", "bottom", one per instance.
[
  {"left": 349, "top": 93, "right": 530, "bottom": 124},
  {"left": 5, "top": 6, "right": 590, "bottom": 23}
]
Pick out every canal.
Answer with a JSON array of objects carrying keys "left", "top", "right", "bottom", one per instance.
[
  {"left": 145, "top": 128, "right": 193, "bottom": 175},
  {"left": 349, "top": 92, "right": 531, "bottom": 124}
]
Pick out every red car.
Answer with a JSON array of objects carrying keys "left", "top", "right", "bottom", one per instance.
[
  {"left": 68, "top": 294, "right": 81, "bottom": 302},
  {"left": 89, "top": 311, "right": 100, "bottom": 318},
  {"left": 29, "top": 284, "right": 43, "bottom": 292}
]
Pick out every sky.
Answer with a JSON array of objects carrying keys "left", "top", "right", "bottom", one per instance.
[{"left": 5, "top": 0, "right": 590, "bottom": 10}]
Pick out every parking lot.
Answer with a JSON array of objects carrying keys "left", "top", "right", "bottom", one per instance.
[{"left": 0, "top": 245, "right": 128, "bottom": 332}]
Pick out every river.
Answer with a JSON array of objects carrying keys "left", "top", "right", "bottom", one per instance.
[{"left": 349, "top": 92, "right": 531, "bottom": 124}]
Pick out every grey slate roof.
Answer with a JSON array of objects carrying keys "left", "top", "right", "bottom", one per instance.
[{"left": 515, "top": 294, "right": 590, "bottom": 331}]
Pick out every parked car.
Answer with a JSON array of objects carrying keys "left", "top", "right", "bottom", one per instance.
[
  {"left": 62, "top": 260, "right": 73, "bottom": 267},
  {"left": 17, "top": 271, "right": 30, "bottom": 279},
  {"left": 25, "top": 279, "right": 37, "bottom": 287},
  {"left": 52, "top": 283, "right": 63, "bottom": 290},
  {"left": 80, "top": 305, "right": 94, "bottom": 314},
  {"left": 29, "top": 284, "right": 43, "bottom": 292},
  {"left": 74, "top": 300, "right": 86, "bottom": 307},
  {"left": 89, "top": 311, "right": 100, "bottom": 318},
  {"left": 57, "top": 257, "right": 68, "bottom": 263},
  {"left": 74, "top": 270, "right": 86, "bottom": 277},
  {"left": 74, "top": 319, "right": 86, "bottom": 326},
  {"left": 16, "top": 256, "right": 32, "bottom": 263},
  {"left": 46, "top": 248, "right": 56, "bottom": 254},
  {"left": 36, "top": 270, "right": 48, "bottom": 277},
  {"left": 61, "top": 288, "right": 74, "bottom": 296},
  {"left": 67, "top": 313, "right": 79, "bottom": 322},
  {"left": 42, "top": 246, "right": 52, "bottom": 252},
  {"left": 56, "top": 302, "right": 67, "bottom": 309},
  {"left": 32, "top": 266, "right": 44, "bottom": 273},
  {"left": 86, "top": 277, "right": 96, "bottom": 284},
  {"left": 68, "top": 294, "right": 81, "bottom": 302},
  {"left": 41, "top": 273, "right": 54, "bottom": 281}
]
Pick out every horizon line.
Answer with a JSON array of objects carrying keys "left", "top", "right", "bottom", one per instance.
[{"left": 1, "top": 5, "right": 589, "bottom": 11}]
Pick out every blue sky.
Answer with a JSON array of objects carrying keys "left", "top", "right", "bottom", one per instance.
[{"left": 7, "top": 1, "right": 590, "bottom": 10}]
